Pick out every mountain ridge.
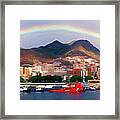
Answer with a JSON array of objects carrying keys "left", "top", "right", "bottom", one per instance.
[{"left": 20, "top": 39, "right": 100, "bottom": 64}]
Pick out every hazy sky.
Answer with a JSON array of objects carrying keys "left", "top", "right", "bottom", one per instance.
[{"left": 20, "top": 20, "right": 100, "bottom": 49}]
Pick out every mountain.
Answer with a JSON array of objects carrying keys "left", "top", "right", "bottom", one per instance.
[
  {"left": 64, "top": 40, "right": 100, "bottom": 60},
  {"left": 20, "top": 40, "right": 100, "bottom": 64},
  {"left": 71, "top": 40, "right": 100, "bottom": 54},
  {"left": 32, "top": 40, "right": 70, "bottom": 58},
  {"left": 20, "top": 49, "right": 52, "bottom": 65},
  {"left": 64, "top": 45, "right": 100, "bottom": 60}
]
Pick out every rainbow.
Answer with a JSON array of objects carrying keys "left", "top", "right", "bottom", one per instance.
[{"left": 20, "top": 25, "right": 100, "bottom": 39}]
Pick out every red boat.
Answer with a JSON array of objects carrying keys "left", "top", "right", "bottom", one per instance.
[{"left": 49, "top": 83, "right": 84, "bottom": 93}]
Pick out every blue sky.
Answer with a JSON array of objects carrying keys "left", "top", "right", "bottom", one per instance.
[{"left": 20, "top": 20, "right": 100, "bottom": 49}]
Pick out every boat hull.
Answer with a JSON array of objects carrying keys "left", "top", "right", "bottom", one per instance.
[{"left": 49, "top": 83, "right": 84, "bottom": 93}]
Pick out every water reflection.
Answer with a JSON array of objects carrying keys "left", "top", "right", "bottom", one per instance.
[{"left": 20, "top": 90, "right": 100, "bottom": 100}]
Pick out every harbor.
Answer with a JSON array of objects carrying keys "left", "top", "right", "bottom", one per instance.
[
  {"left": 20, "top": 80, "right": 100, "bottom": 92},
  {"left": 20, "top": 89, "right": 100, "bottom": 100},
  {"left": 20, "top": 80, "right": 100, "bottom": 100}
]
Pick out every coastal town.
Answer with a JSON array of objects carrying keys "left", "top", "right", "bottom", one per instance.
[
  {"left": 20, "top": 55, "right": 100, "bottom": 93},
  {"left": 20, "top": 56, "right": 100, "bottom": 82}
]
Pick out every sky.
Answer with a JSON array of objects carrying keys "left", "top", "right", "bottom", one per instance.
[{"left": 20, "top": 20, "right": 100, "bottom": 49}]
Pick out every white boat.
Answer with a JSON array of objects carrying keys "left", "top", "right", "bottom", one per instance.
[
  {"left": 89, "top": 86, "right": 96, "bottom": 91},
  {"left": 62, "top": 84, "right": 70, "bottom": 88},
  {"left": 36, "top": 86, "right": 44, "bottom": 92},
  {"left": 20, "top": 86, "right": 28, "bottom": 92},
  {"left": 44, "top": 85, "right": 53, "bottom": 88}
]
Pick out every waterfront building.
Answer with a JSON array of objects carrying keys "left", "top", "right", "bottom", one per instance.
[
  {"left": 41, "top": 63, "right": 54, "bottom": 76},
  {"left": 67, "top": 68, "right": 81, "bottom": 76},
  {"left": 32, "top": 63, "right": 42, "bottom": 76},
  {"left": 20, "top": 64, "right": 32, "bottom": 80},
  {"left": 86, "top": 67, "right": 92, "bottom": 76},
  {"left": 54, "top": 66, "right": 67, "bottom": 76},
  {"left": 73, "top": 63, "right": 81, "bottom": 69},
  {"left": 20, "top": 67, "right": 23, "bottom": 76},
  {"left": 80, "top": 69, "right": 88, "bottom": 77},
  {"left": 97, "top": 67, "right": 100, "bottom": 80},
  {"left": 20, "top": 55, "right": 100, "bottom": 81}
]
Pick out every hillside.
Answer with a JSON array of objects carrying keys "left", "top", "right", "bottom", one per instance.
[{"left": 20, "top": 40, "right": 100, "bottom": 64}]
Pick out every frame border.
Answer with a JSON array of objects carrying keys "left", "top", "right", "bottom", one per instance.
[{"left": 0, "top": 0, "right": 119, "bottom": 119}]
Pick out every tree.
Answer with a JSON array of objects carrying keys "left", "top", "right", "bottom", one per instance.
[
  {"left": 85, "top": 76, "right": 94, "bottom": 82},
  {"left": 29, "top": 76, "right": 41, "bottom": 83},
  {"left": 70, "top": 76, "right": 83, "bottom": 82},
  {"left": 43, "top": 75, "right": 62, "bottom": 83},
  {"left": 20, "top": 76, "right": 25, "bottom": 83},
  {"left": 69, "top": 76, "right": 94, "bottom": 83},
  {"left": 29, "top": 75, "right": 63, "bottom": 83},
  {"left": 53, "top": 76, "right": 62, "bottom": 83}
]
